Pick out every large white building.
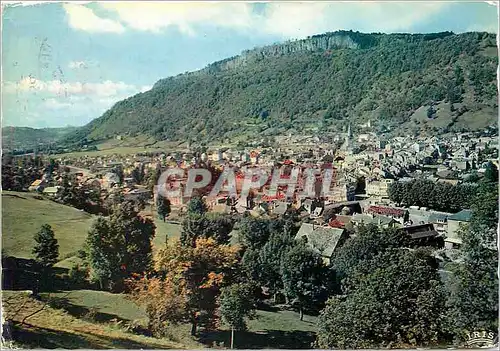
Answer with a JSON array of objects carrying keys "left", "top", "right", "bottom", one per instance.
[{"left": 366, "top": 179, "right": 394, "bottom": 198}]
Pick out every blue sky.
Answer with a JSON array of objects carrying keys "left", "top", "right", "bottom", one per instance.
[{"left": 1, "top": 1, "right": 498, "bottom": 128}]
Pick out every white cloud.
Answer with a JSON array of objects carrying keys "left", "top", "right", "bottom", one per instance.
[
  {"left": 467, "top": 23, "right": 498, "bottom": 33},
  {"left": 63, "top": 3, "right": 125, "bottom": 33},
  {"left": 3, "top": 1, "right": 92, "bottom": 7},
  {"left": 98, "top": 2, "right": 254, "bottom": 35},
  {"left": 60, "top": 2, "right": 496, "bottom": 38},
  {"left": 43, "top": 98, "right": 72, "bottom": 110},
  {"left": 67, "top": 95, "right": 86, "bottom": 102},
  {"left": 139, "top": 85, "right": 151, "bottom": 93},
  {"left": 68, "top": 61, "right": 88, "bottom": 69},
  {"left": 3, "top": 77, "right": 146, "bottom": 98},
  {"left": 3, "top": 77, "right": 152, "bottom": 126},
  {"left": 259, "top": 2, "right": 451, "bottom": 38},
  {"left": 56, "top": 2, "right": 459, "bottom": 39}
]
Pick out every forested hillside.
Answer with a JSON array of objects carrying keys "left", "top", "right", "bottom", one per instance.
[
  {"left": 64, "top": 31, "right": 498, "bottom": 145},
  {"left": 2, "top": 126, "right": 77, "bottom": 151}
]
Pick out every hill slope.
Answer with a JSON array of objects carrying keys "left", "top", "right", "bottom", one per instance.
[
  {"left": 2, "top": 126, "right": 77, "bottom": 151},
  {"left": 65, "top": 31, "right": 498, "bottom": 145},
  {"left": 2, "top": 191, "right": 95, "bottom": 260},
  {"left": 2, "top": 290, "right": 192, "bottom": 349}
]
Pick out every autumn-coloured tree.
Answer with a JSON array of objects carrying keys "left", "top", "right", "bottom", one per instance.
[
  {"left": 128, "top": 238, "right": 240, "bottom": 336},
  {"left": 128, "top": 271, "right": 189, "bottom": 334}
]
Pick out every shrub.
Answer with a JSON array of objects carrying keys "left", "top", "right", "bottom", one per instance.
[{"left": 68, "top": 264, "right": 89, "bottom": 287}]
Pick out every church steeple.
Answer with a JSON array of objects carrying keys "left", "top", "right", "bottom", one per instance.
[
  {"left": 345, "top": 123, "right": 352, "bottom": 147},
  {"left": 340, "top": 123, "right": 352, "bottom": 152}
]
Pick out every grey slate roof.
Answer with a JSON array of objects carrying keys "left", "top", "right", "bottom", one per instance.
[
  {"left": 273, "top": 202, "right": 288, "bottom": 215},
  {"left": 436, "top": 170, "right": 456, "bottom": 179},
  {"left": 448, "top": 209, "right": 473, "bottom": 222},
  {"left": 428, "top": 212, "right": 451, "bottom": 223},
  {"left": 295, "top": 223, "right": 345, "bottom": 258},
  {"left": 351, "top": 213, "right": 395, "bottom": 226}
]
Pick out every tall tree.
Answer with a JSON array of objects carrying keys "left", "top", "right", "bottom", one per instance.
[
  {"left": 32, "top": 224, "right": 59, "bottom": 292},
  {"left": 186, "top": 197, "right": 208, "bottom": 216},
  {"left": 388, "top": 181, "right": 404, "bottom": 205},
  {"left": 131, "top": 167, "right": 142, "bottom": 184},
  {"left": 238, "top": 217, "right": 272, "bottom": 251},
  {"left": 129, "top": 238, "right": 240, "bottom": 337},
  {"left": 281, "top": 240, "right": 330, "bottom": 320},
  {"left": 33, "top": 224, "right": 59, "bottom": 268},
  {"left": 446, "top": 181, "right": 498, "bottom": 337},
  {"left": 110, "top": 201, "right": 156, "bottom": 274},
  {"left": 240, "top": 216, "right": 299, "bottom": 300},
  {"left": 483, "top": 161, "right": 498, "bottom": 183},
  {"left": 219, "top": 283, "right": 257, "bottom": 349},
  {"left": 112, "top": 165, "right": 124, "bottom": 184},
  {"left": 147, "top": 166, "right": 162, "bottom": 192},
  {"left": 332, "top": 224, "right": 411, "bottom": 279},
  {"left": 86, "top": 217, "right": 122, "bottom": 290},
  {"left": 255, "top": 229, "right": 294, "bottom": 302},
  {"left": 318, "top": 248, "right": 447, "bottom": 348},
  {"left": 85, "top": 200, "right": 155, "bottom": 291},
  {"left": 156, "top": 194, "right": 171, "bottom": 222}
]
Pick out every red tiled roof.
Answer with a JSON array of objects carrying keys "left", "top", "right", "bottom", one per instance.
[
  {"left": 328, "top": 219, "right": 345, "bottom": 228},
  {"left": 261, "top": 192, "right": 286, "bottom": 202},
  {"left": 368, "top": 205, "right": 405, "bottom": 216}
]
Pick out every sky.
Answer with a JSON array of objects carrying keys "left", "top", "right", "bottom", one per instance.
[{"left": 1, "top": 1, "right": 498, "bottom": 129}]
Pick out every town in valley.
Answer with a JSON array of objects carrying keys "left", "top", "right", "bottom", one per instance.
[{"left": 1, "top": 2, "right": 498, "bottom": 350}]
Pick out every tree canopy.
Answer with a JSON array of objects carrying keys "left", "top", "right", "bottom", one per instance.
[
  {"left": 318, "top": 248, "right": 447, "bottom": 348},
  {"left": 156, "top": 194, "right": 171, "bottom": 221},
  {"left": 281, "top": 240, "right": 332, "bottom": 320},
  {"left": 129, "top": 238, "right": 240, "bottom": 336},
  {"left": 32, "top": 224, "right": 59, "bottom": 268},
  {"left": 445, "top": 181, "right": 498, "bottom": 336},
  {"left": 180, "top": 213, "right": 234, "bottom": 247},
  {"left": 85, "top": 200, "right": 155, "bottom": 291},
  {"left": 388, "top": 179, "right": 477, "bottom": 212}
]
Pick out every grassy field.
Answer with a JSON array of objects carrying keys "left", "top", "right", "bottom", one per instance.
[
  {"left": 2, "top": 290, "right": 195, "bottom": 349},
  {"left": 2, "top": 191, "right": 95, "bottom": 260},
  {"left": 2, "top": 193, "right": 182, "bottom": 262},
  {"left": 36, "top": 289, "right": 318, "bottom": 349},
  {"left": 2, "top": 193, "right": 317, "bottom": 349},
  {"left": 53, "top": 135, "right": 187, "bottom": 158},
  {"left": 403, "top": 101, "right": 497, "bottom": 136},
  {"left": 141, "top": 205, "right": 183, "bottom": 249},
  {"left": 40, "top": 290, "right": 148, "bottom": 323},
  {"left": 152, "top": 221, "right": 182, "bottom": 249}
]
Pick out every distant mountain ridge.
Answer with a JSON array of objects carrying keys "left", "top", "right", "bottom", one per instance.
[
  {"left": 154, "top": 31, "right": 456, "bottom": 85},
  {"left": 2, "top": 126, "right": 77, "bottom": 151},
  {"left": 60, "top": 30, "right": 498, "bottom": 146}
]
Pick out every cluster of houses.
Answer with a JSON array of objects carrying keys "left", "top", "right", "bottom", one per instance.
[
  {"left": 26, "top": 159, "right": 154, "bottom": 203},
  {"left": 22, "top": 128, "right": 497, "bottom": 261},
  {"left": 295, "top": 200, "right": 474, "bottom": 264}
]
